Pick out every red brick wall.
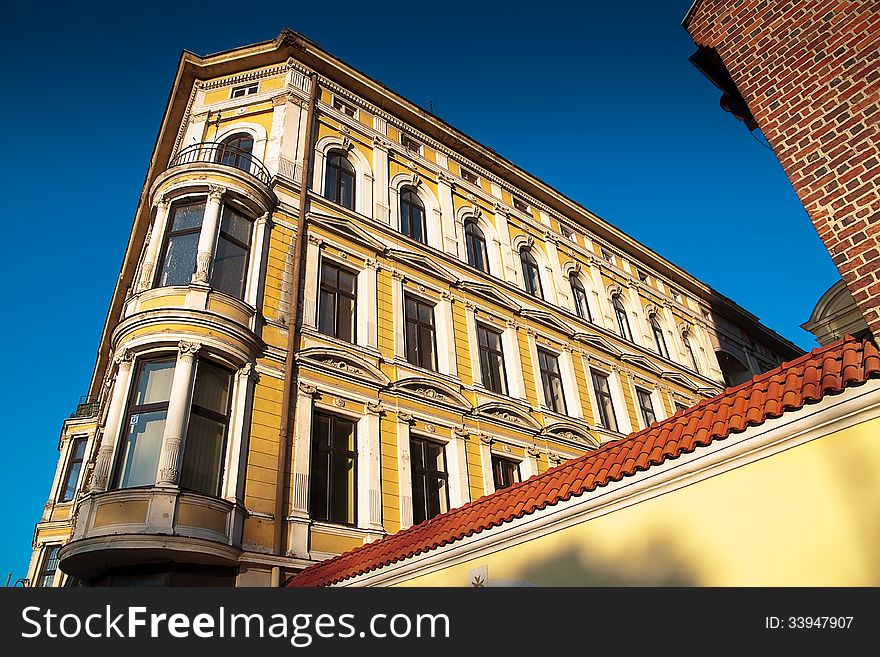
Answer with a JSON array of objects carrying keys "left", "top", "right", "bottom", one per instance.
[{"left": 685, "top": 0, "right": 880, "bottom": 335}]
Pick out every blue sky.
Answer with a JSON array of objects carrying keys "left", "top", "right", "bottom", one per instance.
[{"left": 0, "top": 1, "right": 839, "bottom": 581}]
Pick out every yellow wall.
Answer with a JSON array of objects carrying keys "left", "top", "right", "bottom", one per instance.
[{"left": 396, "top": 415, "right": 880, "bottom": 586}]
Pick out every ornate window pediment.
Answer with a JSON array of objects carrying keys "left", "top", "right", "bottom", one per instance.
[
  {"left": 458, "top": 281, "right": 521, "bottom": 313},
  {"left": 308, "top": 211, "right": 387, "bottom": 252},
  {"left": 296, "top": 347, "right": 389, "bottom": 386},
  {"left": 539, "top": 421, "right": 600, "bottom": 449},
  {"left": 573, "top": 332, "right": 623, "bottom": 358},
  {"left": 471, "top": 402, "right": 541, "bottom": 431},
  {"left": 660, "top": 370, "right": 700, "bottom": 391},
  {"left": 388, "top": 377, "right": 472, "bottom": 410},
  {"left": 619, "top": 353, "right": 664, "bottom": 374},
  {"left": 385, "top": 249, "right": 459, "bottom": 285},
  {"left": 519, "top": 309, "right": 575, "bottom": 337}
]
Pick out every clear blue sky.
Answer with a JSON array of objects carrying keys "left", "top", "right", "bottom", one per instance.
[{"left": 0, "top": 1, "right": 839, "bottom": 582}]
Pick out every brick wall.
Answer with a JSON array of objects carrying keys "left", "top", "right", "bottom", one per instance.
[{"left": 685, "top": 0, "right": 880, "bottom": 336}]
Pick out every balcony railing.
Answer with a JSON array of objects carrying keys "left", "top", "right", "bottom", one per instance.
[
  {"left": 169, "top": 142, "right": 271, "bottom": 185},
  {"left": 71, "top": 395, "right": 99, "bottom": 419}
]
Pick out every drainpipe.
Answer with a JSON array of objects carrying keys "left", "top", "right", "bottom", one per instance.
[{"left": 272, "top": 72, "right": 319, "bottom": 586}]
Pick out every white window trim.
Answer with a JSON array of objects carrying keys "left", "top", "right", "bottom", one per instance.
[
  {"left": 389, "top": 173, "right": 443, "bottom": 251},
  {"left": 213, "top": 122, "right": 269, "bottom": 168},
  {"left": 456, "top": 206, "right": 504, "bottom": 278},
  {"left": 511, "top": 234, "right": 556, "bottom": 304},
  {"left": 313, "top": 135, "right": 374, "bottom": 216}
]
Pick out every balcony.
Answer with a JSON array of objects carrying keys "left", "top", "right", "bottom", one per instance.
[
  {"left": 71, "top": 395, "right": 99, "bottom": 419},
  {"left": 169, "top": 142, "right": 271, "bottom": 184},
  {"left": 59, "top": 487, "right": 244, "bottom": 580}
]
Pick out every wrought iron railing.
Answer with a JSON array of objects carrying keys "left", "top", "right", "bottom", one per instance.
[
  {"left": 170, "top": 142, "right": 271, "bottom": 185},
  {"left": 71, "top": 395, "right": 100, "bottom": 419}
]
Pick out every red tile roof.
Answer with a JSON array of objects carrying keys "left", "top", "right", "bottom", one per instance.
[{"left": 289, "top": 336, "right": 880, "bottom": 587}]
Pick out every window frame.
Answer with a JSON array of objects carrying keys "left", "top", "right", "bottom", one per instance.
[
  {"left": 399, "top": 187, "right": 427, "bottom": 244},
  {"left": 684, "top": 334, "right": 700, "bottom": 372},
  {"left": 404, "top": 294, "right": 437, "bottom": 371},
  {"left": 210, "top": 203, "right": 254, "bottom": 299},
  {"left": 612, "top": 295, "right": 632, "bottom": 342},
  {"left": 476, "top": 323, "right": 508, "bottom": 395},
  {"left": 590, "top": 369, "right": 619, "bottom": 432},
  {"left": 537, "top": 347, "right": 567, "bottom": 414},
  {"left": 309, "top": 411, "right": 358, "bottom": 527},
  {"left": 36, "top": 545, "right": 61, "bottom": 588},
  {"left": 215, "top": 133, "right": 255, "bottom": 173},
  {"left": 464, "top": 220, "right": 489, "bottom": 273},
  {"left": 491, "top": 454, "right": 521, "bottom": 490},
  {"left": 570, "top": 274, "right": 592, "bottom": 322},
  {"left": 155, "top": 199, "right": 206, "bottom": 288},
  {"left": 520, "top": 248, "right": 543, "bottom": 298},
  {"left": 58, "top": 436, "right": 88, "bottom": 503},
  {"left": 230, "top": 83, "right": 258, "bottom": 98},
  {"left": 317, "top": 259, "right": 358, "bottom": 343},
  {"left": 635, "top": 387, "right": 657, "bottom": 428},
  {"left": 324, "top": 151, "right": 356, "bottom": 210},
  {"left": 651, "top": 316, "right": 669, "bottom": 359},
  {"left": 409, "top": 435, "right": 450, "bottom": 525}
]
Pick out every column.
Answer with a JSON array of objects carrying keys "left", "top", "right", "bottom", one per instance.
[
  {"left": 301, "top": 235, "right": 322, "bottom": 330},
  {"left": 192, "top": 186, "right": 225, "bottom": 285},
  {"left": 522, "top": 446, "right": 540, "bottom": 480},
  {"left": 502, "top": 320, "right": 527, "bottom": 401},
  {"left": 265, "top": 93, "right": 294, "bottom": 173},
  {"left": 222, "top": 362, "right": 258, "bottom": 501},
  {"left": 493, "top": 204, "right": 517, "bottom": 283},
  {"left": 360, "top": 258, "right": 379, "bottom": 350},
  {"left": 289, "top": 381, "right": 316, "bottom": 558},
  {"left": 90, "top": 350, "right": 135, "bottom": 492},
  {"left": 435, "top": 292, "right": 458, "bottom": 376},
  {"left": 609, "top": 365, "right": 634, "bottom": 435},
  {"left": 244, "top": 213, "right": 272, "bottom": 309},
  {"left": 391, "top": 270, "right": 406, "bottom": 359},
  {"left": 372, "top": 137, "right": 390, "bottom": 223},
  {"left": 437, "top": 171, "right": 458, "bottom": 256},
  {"left": 396, "top": 412, "right": 414, "bottom": 530},
  {"left": 358, "top": 403, "right": 384, "bottom": 531},
  {"left": 136, "top": 197, "right": 171, "bottom": 292},
  {"left": 156, "top": 342, "right": 200, "bottom": 486},
  {"left": 588, "top": 257, "right": 613, "bottom": 329},
  {"left": 560, "top": 346, "right": 584, "bottom": 419},
  {"left": 464, "top": 302, "right": 481, "bottom": 385},
  {"left": 543, "top": 231, "right": 564, "bottom": 306},
  {"left": 447, "top": 433, "right": 470, "bottom": 508},
  {"left": 478, "top": 435, "right": 494, "bottom": 496}
]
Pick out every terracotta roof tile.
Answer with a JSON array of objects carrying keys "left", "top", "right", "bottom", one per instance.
[{"left": 289, "top": 337, "right": 879, "bottom": 588}]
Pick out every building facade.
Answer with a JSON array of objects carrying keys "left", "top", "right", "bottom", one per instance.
[{"left": 28, "top": 30, "right": 800, "bottom": 587}]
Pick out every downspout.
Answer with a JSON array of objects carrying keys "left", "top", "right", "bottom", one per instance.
[{"left": 272, "top": 71, "right": 319, "bottom": 586}]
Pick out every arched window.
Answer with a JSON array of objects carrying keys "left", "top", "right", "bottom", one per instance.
[
  {"left": 215, "top": 133, "right": 254, "bottom": 173},
  {"left": 325, "top": 151, "right": 355, "bottom": 209},
  {"left": 464, "top": 220, "right": 489, "bottom": 272},
  {"left": 684, "top": 334, "right": 700, "bottom": 372},
  {"left": 399, "top": 187, "right": 426, "bottom": 243},
  {"left": 570, "top": 274, "right": 592, "bottom": 322},
  {"left": 650, "top": 316, "right": 669, "bottom": 358},
  {"left": 520, "top": 248, "right": 543, "bottom": 298},
  {"left": 612, "top": 295, "right": 632, "bottom": 341}
]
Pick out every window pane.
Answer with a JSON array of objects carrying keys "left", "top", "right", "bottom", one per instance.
[
  {"left": 426, "top": 441, "right": 445, "bottom": 471},
  {"left": 116, "top": 410, "right": 166, "bottom": 488},
  {"left": 310, "top": 450, "right": 329, "bottom": 520},
  {"left": 159, "top": 232, "right": 199, "bottom": 286},
  {"left": 60, "top": 438, "right": 87, "bottom": 502},
  {"left": 211, "top": 236, "right": 248, "bottom": 298},
  {"left": 313, "top": 413, "right": 330, "bottom": 447},
  {"left": 332, "top": 417, "right": 355, "bottom": 451},
  {"left": 412, "top": 474, "right": 427, "bottom": 525},
  {"left": 325, "top": 164, "right": 339, "bottom": 203},
  {"left": 337, "top": 294, "right": 354, "bottom": 342},
  {"left": 318, "top": 289, "right": 337, "bottom": 335},
  {"left": 180, "top": 413, "right": 225, "bottom": 495},
  {"left": 405, "top": 321, "right": 420, "bottom": 364},
  {"left": 220, "top": 205, "right": 252, "bottom": 245},
  {"left": 330, "top": 453, "right": 355, "bottom": 524},
  {"left": 340, "top": 170, "right": 354, "bottom": 209},
  {"left": 171, "top": 202, "right": 205, "bottom": 231},
  {"left": 134, "top": 360, "right": 175, "bottom": 406},
  {"left": 419, "top": 325, "right": 435, "bottom": 369},
  {"left": 418, "top": 300, "right": 432, "bottom": 323},
  {"left": 337, "top": 269, "right": 356, "bottom": 294},
  {"left": 192, "top": 362, "right": 231, "bottom": 415}
]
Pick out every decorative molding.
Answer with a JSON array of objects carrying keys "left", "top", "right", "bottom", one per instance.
[
  {"left": 298, "top": 381, "right": 317, "bottom": 396},
  {"left": 207, "top": 185, "right": 226, "bottom": 202},
  {"left": 366, "top": 401, "right": 385, "bottom": 415},
  {"left": 397, "top": 411, "right": 414, "bottom": 423},
  {"left": 177, "top": 341, "right": 201, "bottom": 360}
]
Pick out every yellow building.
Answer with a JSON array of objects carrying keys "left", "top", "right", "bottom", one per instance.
[{"left": 28, "top": 30, "right": 800, "bottom": 587}]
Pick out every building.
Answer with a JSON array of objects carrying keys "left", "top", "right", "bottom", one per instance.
[
  {"left": 683, "top": 0, "right": 879, "bottom": 338},
  {"left": 28, "top": 30, "right": 801, "bottom": 588}
]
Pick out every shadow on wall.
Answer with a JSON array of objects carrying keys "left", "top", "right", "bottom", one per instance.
[{"left": 517, "top": 538, "right": 698, "bottom": 587}]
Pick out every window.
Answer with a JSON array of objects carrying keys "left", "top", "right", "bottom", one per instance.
[
  {"left": 157, "top": 201, "right": 205, "bottom": 287},
  {"left": 401, "top": 134, "right": 420, "bottom": 153},
  {"left": 179, "top": 361, "right": 232, "bottom": 496},
  {"left": 215, "top": 134, "right": 254, "bottom": 174},
  {"left": 461, "top": 168, "right": 479, "bottom": 185},
  {"left": 211, "top": 204, "right": 253, "bottom": 299},
  {"left": 570, "top": 274, "right": 592, "bottom": 322},
  {"left": 512, "top": 197, "right": 529, "bottom": 213},
  {"left": 520, "top": 249, "right": 543, "bottom": 298},
  {"left": 36, "top": 546, "right": 60, "bottom": 587},
  {"left": 537, "top": 348, "right": 567, "bottom": 413},
  {"left": 591, "top": 370, "right": 618, "bottom": 432},
  {"left": 410, "top": 437, "right": 448, "bottom": 524},
  {"left": 492, "top": 455, "right": 520, "bottom": 490},
  {"left": 318, "top": 261, "right": 357, "bottom": 343},
  {"left": 310, "top": 412, "right": 356, "bottom": 525},
  {"left": 59, "top": 437, "right": 88, "bottom": 502},
  {"left": 636, "top": 388, "right": 657, "bottom": 428},
  {"left": 560, "top": 224, "right": 576, "bottom": 241},
  {"left": 601, "top": 248, "right": 615, "bottom": 265},
  {"left": 399, "top": 187, "right": 427, "bottom": 243},
  {"left": 325, "top": 151, "right": 355, "bottom": 210},
  {"left": 637, "top": 268, "right": 649, "bottom": 283},
  {"left": 404, "top": 296, "right": 436, "bottom": 370},
  {"left": 612, "top": 296, "right": 632, "bottom": 341},
  {"left": 684, "top": 335, "right": 700, "bottom": 372},
  {"left": 651, "top": 316, "right": 669, "bottom": 359},
  {"left": 230, "top": 83, "right": 258, "bottom": 98},
  {"left": 114, "top": 359, "right": 175, "bottom": 489},
  {"left": 332, "top": 97, "right": 356, "bottom": 117},
  {"left": 464, "top": 221, "right": 489, "bottom": 272},
  {"left": 477, "top": 324, "right": 508, "bottom": 394}
]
